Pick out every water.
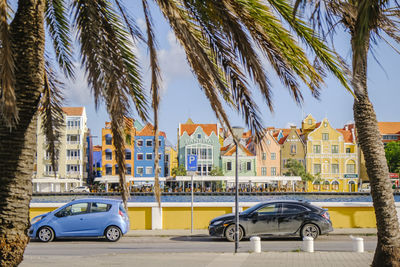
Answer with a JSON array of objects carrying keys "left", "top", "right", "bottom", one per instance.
[{"left": 30, "top": 194, "right": 400, "bottom": 203}]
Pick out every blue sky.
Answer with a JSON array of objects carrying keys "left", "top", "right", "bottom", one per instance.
[{"left": 64, "top": 3, "right": 399, "bottom": 146}]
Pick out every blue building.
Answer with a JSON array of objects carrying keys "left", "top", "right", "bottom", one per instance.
[{"left": 134, "top": 124, "right": 166, "bottom": 178}]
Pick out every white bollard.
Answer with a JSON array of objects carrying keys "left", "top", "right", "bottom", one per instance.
[
  {"left": 351, "top": 236, "right": 364, "bottom": 253},
  {"left": 250, "top": 236, "right": 261, "bottom": 253},
  {"left": 302, "top": 236, "right": 314, "bottom": 252}
]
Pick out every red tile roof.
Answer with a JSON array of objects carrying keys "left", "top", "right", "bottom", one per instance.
[
  {"left": 222, "top": 143, "right": 254, "bottom": 156},
  {"left": 93, "top": 145, "right": 102, "bottom": 152},
  {"left": 337, "top": 129, "right": 354, "bottom": 143},
  {"left": 180, "top": 124, "right": 218, "bottom": 137},
  {"left": 378, "top": 122, "right": 400, "bottom": 134},
  {"left": 62, "top": 107, "right": 84, "bottom": 116},
  {"left": 138, "top": 123, "right": 166, "bottom": 138}
]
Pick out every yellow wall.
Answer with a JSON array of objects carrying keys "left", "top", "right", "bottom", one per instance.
[
  {"left": 127, "top": 207, "right": 152, "bottom": 230},
  {"left": 163, "top": 207, "right": 232, "bottom": 229},
  {"left": 29, "top": 205, "right": 377, "bottom": 230}
]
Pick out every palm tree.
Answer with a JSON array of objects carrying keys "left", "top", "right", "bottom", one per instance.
[
  {"left": 294, "top": 0, "right": 400, "bottom": 265},
  {"left": 0, "top": 0, "right": 348, "bottom": 265}
]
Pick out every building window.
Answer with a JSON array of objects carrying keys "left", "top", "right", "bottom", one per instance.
[
  {"left": 346, "top": 148, "right": 351, "bottom": 153},
  {"left": 105, "top": 166, "right": 112, "bottom": 175},
  {"left": 332, "top": 181, "right": 339, "bottom": 190},
  {"left": 323, "top": 181, "right": 330, "bottom": 190},
  {"left": 197, "top": 134, "right": 201, "bottom": 139},
  {"left": 115, "top": 165, "right": 119, "bottom": 175},
  {"left": 105, "top": 151, "right": 112, "bottom": 160},
  {"left": 313, "top": 145, "right": 321, "bottom": 154},
  {"left": 159, "top": 153, "right": 162, "bottom": 160},
  {"left": 313, "top": 180, "right": 320, "bottom": 191},
  {"left": 246, "top": 162, "right": 251, "bottom": 171},
  {"left": 262, "top": 153, "right": 266, "bottom": 160},
  {"left": 137, "top": 153, "right": 143, "bottom": 160},
  {"left": 146, "top": 153, "right": 153, "bottom": 160},
  {"left": 165, "top": 154, "right": 169, "bottom": 162},
  {"left": 137, "top": 139, "right": 143, "bottom": 147},
  {"left": 271, "top": 153, "right": 276, "bottom": 160},
  {"left": 45, "top": 164, "right": 58, "bottom": 174},
  {"left": 346, "top": 163, "right": 356, "bottom": 174},
  {"left": 323, "top": 122, "right": 328, "bottom": 127},
  {"left": 125, "top": 151, "right": 131, "bottom": 160},
  {"left": 105, "top": 135, "right": 112, "bottom": 145},
  {"left": 126, "top": 167, "right": 132, "bottom": 175},
  {"left": 146, "top": 167, "right": 153, "bottom": 175},
  {"left": 67, "top": 149, "right": 80, "bottom": 160},
  {"left": 67, "top": 134, "right": 80, "bottom": 144},
  {"left": 146, "top": 140, "right": 152, "bottom": 147},
  {"left": 159, "top": 140, "right": 162, "bottom": 146},
  {"left": 322, "top": 133, "right": 329, "bottom": 140},
  {"left": 290, "top": 144, "right": 297, "bottom": 154},
  {"left": 308, "top": 119, "right": 312, "bottom": 125},
  {"left": 271, "top": 167, "right": 276, "bottom": 176},
  {"left": 332, "top": 164, "right": 339, "bottom": 174},
  {"left": 314, "top": 164, "right": 321, "bottom": 174},
  {"left": 261, "top": 167, "right": 267, "bottom": 176},
  {"left": 227, "top": 161, "right": 232, "bottom": 171},
  {"left": 137, "top": 167, "right": 143, "bottom": 175},
  {"left": 67, "top": 164, "right": 80, "bottom": 173},
  {"left": 331, "top": 145, "right": 339, "bottom": 154}
]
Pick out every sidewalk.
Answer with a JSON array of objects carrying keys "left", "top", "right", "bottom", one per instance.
[
  {"left": 125, "top": 228, "right": 377, "bottom": 237},
  {"left": 21, "top": 252, "right": 374, "bottom": 267}
]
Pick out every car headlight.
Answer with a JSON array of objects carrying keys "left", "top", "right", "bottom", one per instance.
[
  {"left": 30, "top": 216, "right": 43, "bottom": 225},
  {"left": 212, "top": 220, "right": 224, "bottom": 226}
]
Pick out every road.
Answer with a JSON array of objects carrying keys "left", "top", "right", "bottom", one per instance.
[{"left": 23, "top": 235, "right": 377, "bottom": 255}]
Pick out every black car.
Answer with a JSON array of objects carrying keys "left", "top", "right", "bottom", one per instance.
[{"left": 208, "top": 200, "right": 333, "bottom": 241}]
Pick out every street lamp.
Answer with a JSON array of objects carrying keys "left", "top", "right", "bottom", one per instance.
[{"left": 232, "top": 126, "right": 244, "bottom": 253}]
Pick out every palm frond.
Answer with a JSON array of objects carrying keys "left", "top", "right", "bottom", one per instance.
[
  {"left": 40, "top": 58, "right": 65, "bottom": 177},
  {"left": 115, "top": 0, "right": 145, "bottom": 43},
  {"left": 143, "top": 0, "right": 162, "bottom": 206},
  {"left": 45, "top": 0, "right": 74, "bottom": 78},
  {"left": 0, "top": 0, "right": 17, "bottom": 127},
  {"left": 73, "top": 0, "right": 149, "bottom": 207}
]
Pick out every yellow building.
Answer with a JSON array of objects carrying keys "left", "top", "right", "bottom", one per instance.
[
  {"left": 165, "top": 145, "right": 178, "bottom": 176},
  {"left": 101, "top": 118, "right": 136, "bottom": 181},
  {"left": 303, "top": 115, "right": 359, "bottom": 192}
]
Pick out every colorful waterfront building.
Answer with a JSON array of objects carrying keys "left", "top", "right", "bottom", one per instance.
[
  {"left": 165, "top": 142, "right": 178, "bottom": 177},
  {"left": 101, "top": 118, "right": 136, "bottom": 180},
  {"left": 33, "top": 107, "right": 89, "bottom": 192},
  {"left": 177, "top": 119, "right": 220, "bottom": 176},
  {"left": 134, "top": 123, "right": 166, "bottom": 178},
  {"left": 277, "top": 126, "right": 306, "bottom": 175},
  {"left": 221, "top": 142, "right": 257, "bottom": 176},
  {"left": 378, "top": 122, "right": 400, "bottom": 145},
  {"left": 93, "top": 145, "right": 102, "bottom": 178},
  {"left": 248, "top": 129, "right": 280, "bottom": 176},
  {"left": 303, "top": 115, "right": 359, "bottom": 192}
]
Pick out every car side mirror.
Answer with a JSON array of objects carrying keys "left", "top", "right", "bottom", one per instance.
[
  {"left": 251, "top": 212, "right": 258, "bottom": 219},
  {"left": 55, "top": 210, "right": 67, "bottom": 218}
]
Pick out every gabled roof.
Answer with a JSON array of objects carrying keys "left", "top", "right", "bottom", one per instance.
[
  {"left": 138, "top": 123, "right": 166, "bottom": 138},
  {"left": 62, "top": 107, "right": 84, "bottom": 116},
  {"left": 378, "top": 122, "right": 400, "bottom": 134},
  {"left": 221, "top": 143, "right": 255, "bottom": 156},
  {"left": 180, "top": 123, "right": 218, "bottom": 137}
]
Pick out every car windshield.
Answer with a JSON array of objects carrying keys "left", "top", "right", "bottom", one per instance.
[{"left": 241, "top": 203, "right": 265, "bottom": 215}]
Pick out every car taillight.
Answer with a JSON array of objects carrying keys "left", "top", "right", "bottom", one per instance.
[
  {"left": 119, "top": 210, "right": 124, "bottom": 217},
  {"left": 322, "top": 211, "right": 330, "bottom": 221}
]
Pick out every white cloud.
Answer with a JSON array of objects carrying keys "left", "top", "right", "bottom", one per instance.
[{"left": 63, "top": 66, "right": 92, "bottom": 106}]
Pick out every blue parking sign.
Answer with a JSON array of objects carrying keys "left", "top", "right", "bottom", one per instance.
[{"left": 187, "top": 155, "right": 198, "bottom": 171}]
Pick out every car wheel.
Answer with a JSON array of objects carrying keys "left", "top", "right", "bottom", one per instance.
[
  {"left": 225, "top": 224, "right": 243, "bottom": 242},
  {"left": 37, "top": 227, "right": 54, "bottom": 242},
  {"left": 105, "top": 226, "right": 122, "bottom": 242},
  {"left": 301, "top": 223, "right": 319, "bottom": 239}
]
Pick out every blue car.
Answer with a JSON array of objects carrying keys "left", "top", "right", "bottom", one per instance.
[{"left": 29, "top": 198, "right": 130, "bottom": 242}]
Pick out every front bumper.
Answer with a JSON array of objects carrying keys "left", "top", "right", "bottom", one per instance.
[{"left": 208, "top": 224, "right": 225, "bottom": 237}]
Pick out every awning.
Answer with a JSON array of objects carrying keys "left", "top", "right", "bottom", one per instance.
[
  {"left": 105, "top": 164, "right": 112, "bottom": 168},
  {"left": 105, "top": 149, "right": 112, "bottom": 153},
  {"left": 105, "top": 134, "right": 112, "bottom": 138}
]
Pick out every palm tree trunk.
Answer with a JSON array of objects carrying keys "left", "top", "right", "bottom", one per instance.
[
  {"left": 0, "top": 1, "right": 45, "bottom": 266},
  {"left": 351, "top": 35, "right": 400, "bottom": 267}
]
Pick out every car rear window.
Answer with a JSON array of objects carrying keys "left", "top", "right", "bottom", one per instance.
[
  {"left": 91, "top": 202, "right": 111, "bottom": 213},
  {"left": 281, "top": 204, "right": 308, "bottom": 214}
]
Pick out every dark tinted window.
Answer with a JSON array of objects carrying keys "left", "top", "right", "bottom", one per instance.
[
  {"left": 256, "top": 204, "right": 279, "bottom": 215},
  {"left": 90, "top": 202, "right": 111, "bottom": 213},
  {"left": 281, "top": 204, "right": 308, "bottom": 214}
]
